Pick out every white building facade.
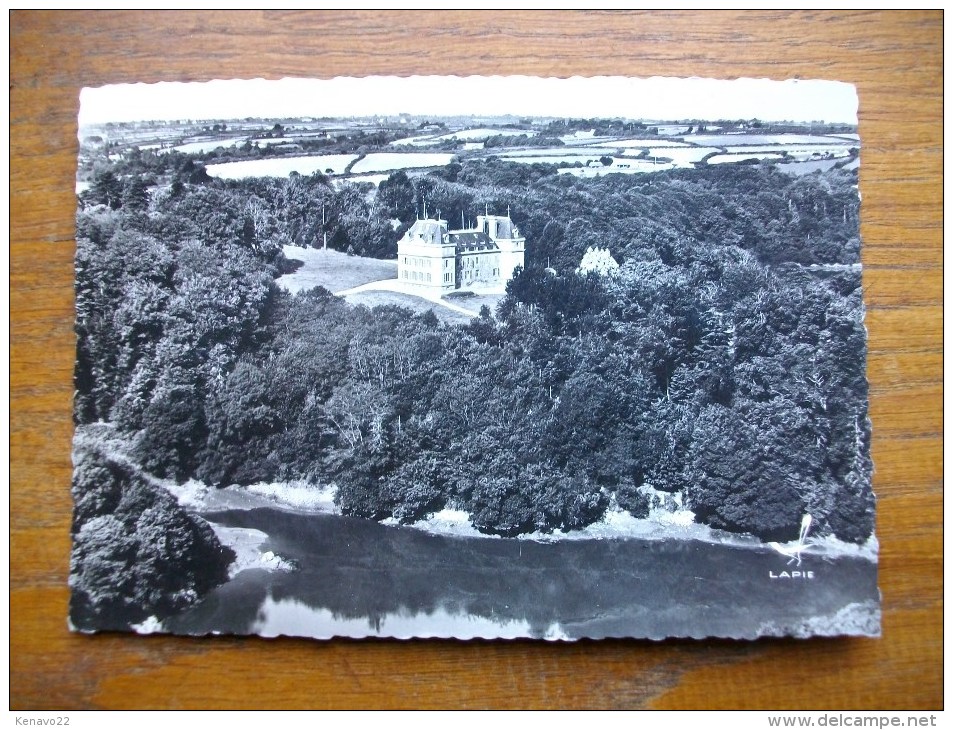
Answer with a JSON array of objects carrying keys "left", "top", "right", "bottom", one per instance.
[{"left": 397, "top": 211, "right": 525, "bottom": 292}]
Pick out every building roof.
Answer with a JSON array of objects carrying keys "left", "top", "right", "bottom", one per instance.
[
  {"left": 401, "top": 211, "right": 521, "bottom": 249},
  {"left": 406, "top": 218, "right": 449, "bottom": 245},
  {"left": 483, "top": 216, "right": 516, "bottom": 240},
  {"left": 447, "top": 230, "right": 499, "bottom": 253}
]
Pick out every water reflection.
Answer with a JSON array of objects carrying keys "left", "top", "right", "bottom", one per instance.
[
  {"left": 252, "top": 596, "right": 543, "bottom": 640},
  {"left": 167, "top": 507, "right": 880, "bottom": 640}
]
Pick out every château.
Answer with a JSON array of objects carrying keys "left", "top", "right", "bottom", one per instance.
[{"left": 397, "top": 207, "right": 525, "bottom": 292}]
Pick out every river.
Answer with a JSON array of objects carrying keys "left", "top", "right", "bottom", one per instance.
[{"left": 164, "top": 507, "right": 880, "bottom": 641}]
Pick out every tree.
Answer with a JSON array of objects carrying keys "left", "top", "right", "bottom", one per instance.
[
  {"left": 132, "top": 383, "right": 207, "bottom": 482},
  {"left": 89, "top": 169, "right": 123, "bottom": 209},
  {"left": 121, "top": 177, "right": 150, "bottom": 211},
  {"left": 685, "top": 405, "right": 807, "bottom": 541},
  {"left": 197, "top": 360, "right": 283, "bottom": 486},
  {"left": 383, "top": 456, "right": 448, "bottom": 524},
  {"left": 377, "top": 170, "right": 417, "bottom": 222}
]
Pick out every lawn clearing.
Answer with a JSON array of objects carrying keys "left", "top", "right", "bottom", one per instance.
[
  {"left": 343, "top": 290, "right": 472, "bottom": 326},
  {"left": 278, "top": 246, "right": 397, "bottom": 294},
  {"left": 442, "top": 292, "right": 505, "bottom": 315}
]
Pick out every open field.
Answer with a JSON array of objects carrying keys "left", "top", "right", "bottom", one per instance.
[
  {"left": 206, "top": 155, "right": 358, "bottom": 179},
  {"left": 160, "top": 137, "right": 247, "bottom": 154},
  {"left": 655, "top": 125, "right": 692, "bottom": 135},
  {"left": 688, "top": 133, "right": 849, "bottom": 146},
  {"left": 350, "top": 152, "right": 455, "bottom": 173},
  {"left": 338, "top": 173, "right": 391, "bottom": 187},
  {"left": 388, "top": 133, "right": 441, "bottom": 147},
  {"left": 580, "top": 138, "right": 692, "bottom": 148},
  {"left": 278, "top": 246, "right": 397, "bottom": 294},
  {"left": 779, "top": 158, "right": 845, "bottom": 176},
  {"left": 708, "top": 152, "right": 785, "bottom": 165},
  {"left": 392, "top": 128, "right": 538, "bottom": 147},
  {"left": 252, "top": 138, "right": 299, "bottom": 147},
  {"left": 430, "top": 128, "right": 537, "bottom": 143},
  {"left": 629, "top": 147, "right": 722, "bottom": 165},
  {"left": 719, "top": 145, "right": 852, "bottom": 157},
  {"left": 506, "top": 155, "right": 607, "bottom": 166},
  {"left": 438, "top": 128, "right": 536, "bottom": 141},
  {"left": 498, "top": 146, "right": 619, "bottom": 157}
]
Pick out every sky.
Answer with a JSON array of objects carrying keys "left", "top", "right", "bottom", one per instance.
[{"left": 79, "top": 76, "right": 858, "bottom": 127}]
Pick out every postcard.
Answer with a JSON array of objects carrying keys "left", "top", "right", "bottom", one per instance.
[{"left": 69, "top": 76, "right": 878, "bottom": 640}]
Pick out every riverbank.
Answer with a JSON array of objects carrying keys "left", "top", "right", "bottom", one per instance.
[
  {"left": 73, "top": 423, "right": 878, "bottom": 564},
  {"left": 168, "top": 471, "right": 878, "bottom": 563}
]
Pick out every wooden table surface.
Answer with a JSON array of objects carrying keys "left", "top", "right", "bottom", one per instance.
[{"left": 10, "top": 10, "right": 942, "bottom": 710}]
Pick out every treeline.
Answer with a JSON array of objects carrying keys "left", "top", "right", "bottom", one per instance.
[
  {"left": 543, "top": 118, "right": 654, "bottom": 136},
  {"left": 73, "top": 156, "right": 873, "bottom": 547},
  {"left": 83, "top": 150, "right": 862, "bottom": 271}
]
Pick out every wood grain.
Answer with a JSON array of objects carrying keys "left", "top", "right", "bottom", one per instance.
[{"left": 10, "top": 10, "right": 942, "bottom": 710}]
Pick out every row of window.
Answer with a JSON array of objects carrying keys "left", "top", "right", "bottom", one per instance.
[
  {"left": 461, "top": 268, "right": 500, "bottom": 280},
  {"left": 400, "top": 267, "right": 504, "bottom": 284},
  {"left": 401, "top": 271, "right": 433, "bottom": 283},
  {"left": 402, "top": 256, "right": 454, "bottom": 270}
]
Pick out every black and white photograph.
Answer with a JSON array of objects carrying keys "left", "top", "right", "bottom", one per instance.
[{"left": 69, "top": 75, "right": 879, "bottom": 641}]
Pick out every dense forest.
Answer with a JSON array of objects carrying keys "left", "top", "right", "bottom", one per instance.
[{"left": 72, "top": 148, "right": 873, "bottom": 623}]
